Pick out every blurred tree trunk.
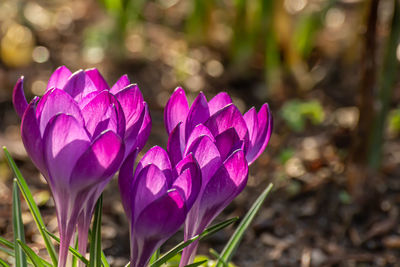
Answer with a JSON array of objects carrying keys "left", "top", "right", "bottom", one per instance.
[{"left": 348, "top": 0, "right": 380, "bottom": 199}]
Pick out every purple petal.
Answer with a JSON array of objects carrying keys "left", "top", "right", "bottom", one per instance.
[
  {"left": 70, "top": 130, "right": 124, "bottom": 189},
  {"left": 21, "top": 98, "right": 46, "bottom": 174},
  {"left": 46, "top": 66, "right": 72, "bottom": 91},
  {"left": 205, "top": 104, "right": 249, "bottom": 154},
  {"left": 185, "top": 135, "right": 222, "bottom": 185},
  {"left": 198, "top": 149, "right": 248, "bottom": 227},
  {"left": 114, "top": 84, "right": 144, "bottom": 129},
  {"left": 185, "top": 92, "right": 210, "bottom": 140},
  {"left": 164, "top": 87, "right": 189, "bottom": 134},
  {"left": 36, "top": 89, "right": 84, "bottom": 136},
  {"left": 243, "top": 107, "right": 258, "bottom": 143},
  {"left": 119, "top": 149, "right": 139, "bottom": 220},
  {"left": 173, "top": 154, "right": 201, "bottom": 210},
  {"left": 110, "top": 74, "right": 130, "bottom": 94},
  {"left": 215, "top": 128, "right": 242, "bottom": 161},
  {"left": 43, "top": 114, "right": 90, "bottom": 187},
  {"left": 186, "top": 124, "right": 215, "bottom": 150},
  {"left": 133, "top": 165, "right": 169, "bottom": 223},
  {"left": 13, "top": 77, "right": 28, "bottom": 118},
  {"left": 246, "top": 104, "right": 273, "bottom": 164},
  {"left": 136, "top": 103, "right": 151, "bottom": 152},
  {"left": 167, "top": 122, "right": 184, "bottom": 167},
  {"left": 63, "top": 70, "right": 97, "bottom": 102},
  {"left": 85, "top": 68, "right": 109, "bottom": 91},
  {"left": 132, "top": 190, "right": 186, "bottom": 267},
  {"left": 135, "top": 146, "right": 172, "bottom": 185},
  {"left": 208, "top": 92, "right": 232, "bottom": 115}
]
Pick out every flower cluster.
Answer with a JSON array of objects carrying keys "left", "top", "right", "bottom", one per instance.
[{"left": 13, "top": 67, "right": 272, "bottom": 267}]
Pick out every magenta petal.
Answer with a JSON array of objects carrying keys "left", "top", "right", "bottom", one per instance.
[
  {"left": 186, "top": 124, "right": 215, "bottom": 150},
  {"left": 46, "top": 66, "right": 72, "bottom": 91},
  {"left": 185, "top": 135, "right": 222, "bottom": 185},
  {"left": 63, "top": 70, "right": 97, "bottom": 102},
  {"left": 37, "top": 89, "right": 84, "bottom": 136},
  {"left": 136, "top": 146, "right": 172, "bottom": 184},
  {"left": 133, "top": 165, "right": 169, "bottom": 223},
  {"left": 133, "top": 190, "right": 186, "bottom": 267},
  {"left": 21, "top": 99, "right": 46, "bottom": 174},
  {"left": 167, "top": 123, "right": 184, "bottom": 167},
  {"left": 199, "top": 149, "right": 248, "bottom": 226},
  {"left": 136, "top": 103, "right": 151, "bottom": 151},
  {"left": 70, "top": 130, "right": 125, "bottom": 189},
  {"left": 164, "top": 87, "right": 189, "bottom": 134},
  {"left": 208, "top": 92, "right": 232, "bottom": 115},
  {"left": 243, "top": 107, "right": 258, "bottom": 143},
  {"left": 185, "top": 92, "right": 210, "bottom": 140},
  {"left": 246, "top": 104, "right": 273, "bottom": 164},
  {"left": 115, "top": 84, "right": 144, "bottom": 129},
  {"left": 118, "top": 149, "right": 139, "bottom": 220},
  {"left": 173, "top": 154, "right": 201, "bottom": 210},
  {"left": 85, "top": 68, "right": 109, "bottom": 91},
  {"left": 43, "top": 114, "right": 90, "bottom": 187},
  {"left": 215, "top": 128, "right": 241, "bottom": 160},
  {"left": 110, "top": 74, "right": 130, "bottom": 94},
  {"left": 205, "top": 104, "right": 249, "bottom": 153},
  {"left": 13, "top": 77, "right": 28, "bottom": 118}
]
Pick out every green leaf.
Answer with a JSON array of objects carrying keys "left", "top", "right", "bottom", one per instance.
[
  {"left": 17, "top": 240, "right": 52, "bottom": 267},
  {"left": 89, "top": 195, "right": 103, "bottom": 267},
  {"left": 0, "top": 246, "right": 14, "bottom": 257},
  {"left": 0, "top": 257, "right": 10, "bottom": 267},
  {"left": 150, "top": 217, "right": 238, "bottom": 267},
  {"left": 215, "top": 183, "right": 273, "bottom": 267},
  {"left": 149, "top": 248, "right": 160, "bottom": 265},
  {"left": 12, "top": 179, "right": 27, "bottom": 267},
  {"left": 101, "top": 250, "right": 110, "bottom": 267},
  {"left": 2, "top": 147, "right": 58, "bottom": 266},
  {"left": 185, "top": 259, "right": 208, "bottom": 267},
  {"left": 209, "top": 249, "right": 228, "bottom": 267},
  {"left": 43, "top": 227, "right": 89, "bottom": 265},
  {"left": 71, "top": 233, "right": 79, "bottom": 267},
  {"left": 0, "top": 237, "right": 14, "bottom": 249}
]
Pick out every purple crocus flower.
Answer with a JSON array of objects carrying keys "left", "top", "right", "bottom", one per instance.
[
  {"left": 13, "top": 66, "right": 151, "bottom": 267},
  {"left": 119, "top": 146, "right": 201, "bottom": 267},
  {"left": 164, "top": 88, "right": 272, "bottom": 265}
]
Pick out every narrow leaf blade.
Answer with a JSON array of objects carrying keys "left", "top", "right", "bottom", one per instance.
[
  {"left": 12, "top": 179, "right": 27, "bottom": 267},
  {"left": 215, "top": 183, "right": 273, "bottom": 267},
  {"left": 89, "top": 195, "right": 103, "bottom": 267},
  {"left": 185, "top": 259, "right": 208, "bottom": 267},
  {"left": 17, "top": 240, "right": 51, "bottom": 267}
]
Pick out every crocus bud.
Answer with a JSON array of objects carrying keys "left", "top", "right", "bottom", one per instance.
[
  {"left": 119, "top": 147, "right": 201, "bottom": 267},
  {"left": 164, "top": 88, "right": 272, "bottom": 265},
  {"left": 13, "top": 66, "right": 151, "bottom": 267}
]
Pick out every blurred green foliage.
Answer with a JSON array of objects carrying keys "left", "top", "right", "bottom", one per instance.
[
  {"left": 280, "top": 99, "right": 325, "bottom": 132},
  {"left": 388, "top": 108, "right": 400, "bottom": 134}
]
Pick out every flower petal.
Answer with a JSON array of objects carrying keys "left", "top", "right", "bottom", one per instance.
[
  {"left": 13, "top": 77, "right": 28, "bottom": 118},
  {"left": 186, "top": 124, "right": 215, "bottom": 150},
  {"left": 114, "top": 84, "right": 144, "bottom": 129},
  {"left": 198, "top": 149, "right": 248, "bottom": 227},
  {"left": 246, "top": 104, "right": 273, "bottom": 164},
  {"left": 85, "top": 68, "right": 109, "bottom": 91},
  {"left": 63, "top": 70, "right": 97, "bottom": 102},
  {"left": 205, "top": 104, "right": 249, "bottom": 154},
  {"left": 135, "top": 146, "right": 172, "bottom": 184},
  {"left": 46, "top": 66, "right": 72, "bottom": 91},
  {"left": 167, "top": 122, "right": 184, "bottom": 167},
  {"left": 110, "top": 74, "right": 130, "bottom": 94},
  {"left": 133, "top": 165, "right": 169, "bottom": 223},
  {"left": 36, "top": 89, "right": 84, "bottom": 136},
  {"left": 164, "top": 87, "right": 189, "bottom": 134},
  {"left": 43, "top": 114, "right": 90, "bottom": 187},
  {"left": 21, "top": 98, "right": 45, "bottom": 174},
  {"left": 185, "top": 135, "right": 221, "bottom": 185},
  {"left": 119, "top": 149, "right": 139, "bottom": 220},
  {"left": 208, "top": 92, "right": 232, "bottom": 115},
  {"left": 185, "top": 92, "right": 210, "bottom": 140},
  {"left": 214, "top": 128, "right": 242, "bottom": 161},
  {"left": 70, "top": 130, "right": 125, "bottom": 189},
  {"left": 173, "top": 154, "right": 201, "bottom": 210},
  {"left": 136, "top": 103, "right": 151, "bottom": 151}
]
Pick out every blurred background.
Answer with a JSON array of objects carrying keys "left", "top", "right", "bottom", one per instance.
[{"left": 0, "top": 0, "right": 400, "bottom": 266}]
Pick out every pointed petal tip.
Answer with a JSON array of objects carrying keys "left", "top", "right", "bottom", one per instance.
[{"left": 13, "top": 76, "right": 28, "bottom": 118}]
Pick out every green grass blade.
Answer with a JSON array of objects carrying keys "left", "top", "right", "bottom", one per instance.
[
  {"left": 43, "top": 227, "right": 89, "bottom": 265},
  {"left": 101, "top": 250, "right": 109, "bottom": 267},
  {"left": 0, "top": 237, "right": 14, "bottom": 250},
  {"left": 149, "top": 248, "right": 160, "bottom": 265},
  {"left": 0, "top": 246, "right": 14, "bottom": 257},
  {"left": 12, "top": 179, "right": 27, "bottom": 267},
  {"left": 0, "top": 257, "right": 10, "bottom": 267},
  {"left": 89, "top": 195, "right": 103, "bottom": 267},
  {"left": 17, "top": 240, "right": 52, "bottom": 267},
  {"left": 215, "top": 183, "right": 273, "bottom": 267},
  {"left": 150, "top": 217, "right": 238, "bottom": 267},
  {"left": 185, "top": 259, "right": 208, "bottom": 267},
  {"left": 71, "top": 233, "right": 79, "bottom": 267},
  {"left": 3, "top": 147, "right": 58, "bottom": 266},
  {"left": 209, "top": 249, "right": 228, "bottom": 267}
]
